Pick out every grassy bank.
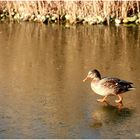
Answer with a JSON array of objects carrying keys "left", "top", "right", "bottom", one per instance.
[{"left": 0, "top": 1, "right": 140, "bottom": 25}]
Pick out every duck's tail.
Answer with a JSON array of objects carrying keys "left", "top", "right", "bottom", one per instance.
[{"left": 128, "top": 83, "right": 136, "bottom": 90}]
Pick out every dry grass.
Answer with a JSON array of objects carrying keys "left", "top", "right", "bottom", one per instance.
[{"left": 0, "top": 1, "right": 140, "bottom": 23}]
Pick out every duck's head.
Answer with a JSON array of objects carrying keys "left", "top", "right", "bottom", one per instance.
[{"left": 83, "top": 69, "right": 101, "bottom": 82}]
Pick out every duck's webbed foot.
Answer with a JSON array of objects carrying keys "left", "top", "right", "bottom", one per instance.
[
  {"left": 97, "top": 96, "right": 109, "bottom": 104},
  {"left": 97, "top": 98, "right": 106, "bottom": 102}
]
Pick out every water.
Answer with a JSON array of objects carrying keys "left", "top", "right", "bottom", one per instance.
[{"left": 0, "top": 23, "right": 140, "bottom": 139}]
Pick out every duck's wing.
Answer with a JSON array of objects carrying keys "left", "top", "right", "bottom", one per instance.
[
  {"left": 100, "top": 77, "right": 134, "bottom": 93},
  {"left": 101, "top": 77, "right": 133, "bottom": 85},
  {"left": 100, "top": 77, "right": 121, "bottom": 87},
  {"left": 118, "top": 79, "right": 133, "bottom": 85}
]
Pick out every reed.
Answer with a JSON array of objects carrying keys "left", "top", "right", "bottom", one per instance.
[{"left": 0, "top": 1, "right": 140, "bottom": 24}]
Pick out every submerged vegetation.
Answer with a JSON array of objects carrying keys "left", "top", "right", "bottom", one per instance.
[{"left": 0, "top": 1, "right": 140, "bottom": 25}]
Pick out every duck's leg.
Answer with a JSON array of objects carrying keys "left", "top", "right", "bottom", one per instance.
[
  {"left": 115, "top": 94, "right": 123, "bottom": 104},
  {"left": 97, "top": 96, "right": 108, "bottom": 103},
  {"left": 118, "top": 102, "right": 123, "bottom": 110},
  {"left": 115, "top": 94, "right": 123, "bottom": 109}
]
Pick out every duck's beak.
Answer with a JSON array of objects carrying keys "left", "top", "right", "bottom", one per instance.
[{"left": 83, "top": 76, "right": 88, "bottom": 82}]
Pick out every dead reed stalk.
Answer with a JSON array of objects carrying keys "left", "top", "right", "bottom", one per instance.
[{"left": 0, "top": 1, "right": 140, "bottom": 24}]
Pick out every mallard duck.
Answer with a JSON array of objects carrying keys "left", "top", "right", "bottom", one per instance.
[{"left": 83, "top": 69, "right": 134, "bottom": 105}]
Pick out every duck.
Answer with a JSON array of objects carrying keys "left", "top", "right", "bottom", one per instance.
[{"left": 83, "top": 69, "right": 134, "bottom": 105}]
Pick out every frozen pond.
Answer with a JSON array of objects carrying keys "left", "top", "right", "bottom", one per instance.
[{"left": 0, "top": 23, "right": 140, "bottom": 138}]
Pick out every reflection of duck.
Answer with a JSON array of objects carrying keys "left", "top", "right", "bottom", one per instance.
[
  {"left": 83, "top": 69, "right": 134, "bottom": 106},
  {"left": 91, "top": 105, "right": 133, "bottom": 128}
]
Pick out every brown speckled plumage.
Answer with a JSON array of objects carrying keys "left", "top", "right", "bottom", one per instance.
[
  {"left": 83, "top": 69, "right": 135, "bottom": 105},
  {"left": 101, "top": 77, "right": 133, "bottom": 94},
  {"left": 83, "top": 69, "right": 134, "bottom": 96}
]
